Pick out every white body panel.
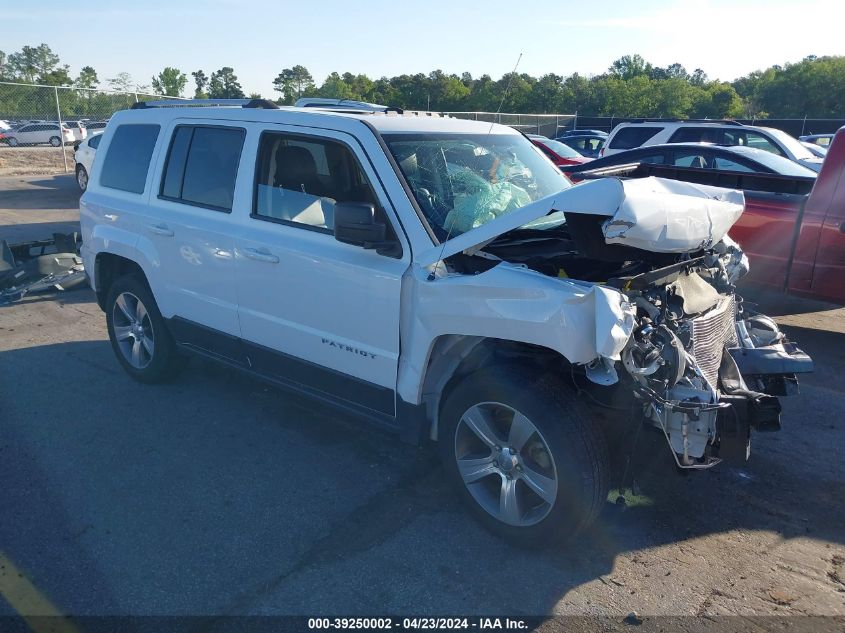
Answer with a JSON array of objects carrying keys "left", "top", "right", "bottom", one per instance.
[{"left": 396, "top": 263, "right": 635, "bottom": 403}]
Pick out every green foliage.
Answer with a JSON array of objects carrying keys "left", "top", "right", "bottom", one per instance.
[
  {"left": 208, "top": 67, "right": 244, "bottom": 99},
  {"left": 1, "top": 45, "right": 844, "bottom": 123},
  {"left": 151, "top": 67, "right": 187, "bottom": 97},
  {"left": 75, "top": 66, "right": 98, "bottom": 89},
  {"left": 191, "top": 70, "right": 208, "bottom": 99},
  {"left": 732, "top": 56, "right": 845, "bottom": 118},
  {"left": 272, "top": 65, "right": 315, "bottom": 104},
  {"left": 106, "top": 72, "right": 134, "bottom": 92}
]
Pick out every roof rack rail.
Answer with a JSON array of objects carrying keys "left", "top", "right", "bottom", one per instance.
[
  {"left": 131, "top": 98, "right": 279, "bottom": 110},
  {"left": 627, "top": 118, "right": 744, "bottom": 126}
]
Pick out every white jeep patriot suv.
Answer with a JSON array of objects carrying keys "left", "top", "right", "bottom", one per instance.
[{"left": 80, "top": 99, "right": 812, "bottom": 546}]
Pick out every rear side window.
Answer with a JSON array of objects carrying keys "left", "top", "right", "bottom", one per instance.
[
  {"left": 669, "top": 127, "right": 724, "bottom": 143},
  {"left": 608, "top": 126, "right": 662, "bottom": 150},
  {"left": 89, "top": 135, "right": 102, "bottom": 149},
  {"left": 100, "top": 124, "right": 160, "bottom": 194},
  {"left": 159, "top": 125, "right": 245, "bottom": 212}
]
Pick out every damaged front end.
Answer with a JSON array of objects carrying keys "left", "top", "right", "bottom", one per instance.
[
  {"left": 609, "top": 254, "right": 811, "bottom": 468},
  {"left": 467, "top": 177, "right": 813, "bottom": 469}
]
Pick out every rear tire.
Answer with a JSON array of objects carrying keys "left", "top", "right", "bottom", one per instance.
[
  {"left": 49, "top": 136, "right": 61, "bottom": 147},
  {"left": 106, "top": 274, "right": 182, "bottom": 383},
  {"left": 439, "top": 364, "right": 609, "bottom": 547},
  {"left": 76, "top": 164, "right": 88, "bottom": 191},
  {"left": 7, "top": 137, "right": 19, "bottom": 147}
]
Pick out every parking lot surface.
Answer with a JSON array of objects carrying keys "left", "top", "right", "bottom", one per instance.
[{"left": 1, "top": 175, "right": 844, "bottom": 617}]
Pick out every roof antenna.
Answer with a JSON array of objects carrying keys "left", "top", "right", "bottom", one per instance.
[
  {"left": 488, "top": 52, "right": 523, "bottom": 134},
  {"left": 427, "top": 52, "right": 524, "bottom": 281}
]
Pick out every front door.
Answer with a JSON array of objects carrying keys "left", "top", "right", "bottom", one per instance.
[{"left": 232, "top": 126, "right": 408, "bottom": 416}]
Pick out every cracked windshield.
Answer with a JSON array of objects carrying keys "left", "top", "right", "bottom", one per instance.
[{"left": 384, "top": 133, "right": 571, "bottom": 240}]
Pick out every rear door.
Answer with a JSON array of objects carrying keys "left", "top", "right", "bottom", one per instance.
[
  {"left": 232, "top": 124, "right": 408, "bottom": 416},
  {"left": 141, "top": 120, "right": 246, "bottom": 360}
]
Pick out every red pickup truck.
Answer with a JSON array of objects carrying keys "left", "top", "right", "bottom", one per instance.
[{"left": 568, "top": 128, "right": 845, "bottom": 303}]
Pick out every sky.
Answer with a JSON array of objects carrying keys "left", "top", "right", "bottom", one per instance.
[{"left": 4, "top": 0, "right": 845, "bottom": 98}]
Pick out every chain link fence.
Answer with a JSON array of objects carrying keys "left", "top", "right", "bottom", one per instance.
[
  {"left": 445, "top": 112, "right": 576, "bottom": 138},
  {"left": 0, "top": 82, "right": 183, "bottom": 176}
]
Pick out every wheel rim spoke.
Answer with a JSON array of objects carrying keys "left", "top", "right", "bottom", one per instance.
[
  {"left": 461, "top": 406, "right": 500, "bottom": 448},
  {"left": 131, "top": 339, "right": 142, "bottom": 366},
  {"left": 508, "top": 411, "right": 535, "bottom": 452},
  {"left": 499, "top": 477, "right": 522, "bottom": 525},
  {"left": 520, "top": 464, "right": 557, "bottom": 504},
  {"left": 113, "top": 325, "right": 133, "bottom": 341},
  {"left": 115, "top": 294, "right": 134, "bottom": 323},
  {"left": 135, "top": 299, "right": 148, "bottom": 324},
  {"left": 141, "top": 334, "right": 154, "bottom": 357},
  {"left": 457, "top": 456, "right": 497, "bottom": 484}
]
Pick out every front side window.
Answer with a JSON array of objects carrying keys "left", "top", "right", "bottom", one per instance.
[
  {"left": 160, "top": 125, "right": 245, "bottom": 211},
  {"left": 608, "top": 126, "right": 663, "bottom": 150},
  {"left": 253, "top": 132, "right": 381, "bottom": 233},
  {"left": 100, "top": 124, "right": 160, "bottom": 194},
  {"left": 384, "top": 133, "right": 570, "bottom": 239}
]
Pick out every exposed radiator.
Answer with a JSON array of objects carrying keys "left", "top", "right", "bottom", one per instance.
[{"left": 690, "top": 296, "right": 738, "bottom": 388}]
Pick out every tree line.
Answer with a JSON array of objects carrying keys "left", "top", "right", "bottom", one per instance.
[{"left": 1, "top": 44, "right": 843, "bottom": 119}]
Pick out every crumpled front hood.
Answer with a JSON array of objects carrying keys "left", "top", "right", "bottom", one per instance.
[{"left": 415, "top": 176, "right": 745, "bottom": 266}]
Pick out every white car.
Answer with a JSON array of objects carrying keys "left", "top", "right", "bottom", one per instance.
[
  {"left": 602, "top": 120, "right": 824, "bottom": 172},
  {"left": 73, "top": 132, "right": 103, "bottom": 191},
  {"left": 79, "top": 99, "right": 810, "bottom": 546},
  {"left": 4, "top": 122, "right": 74, "bottom": 147},
  {"left": 60, "top": 120, "right": 88, "bottom": 143}
]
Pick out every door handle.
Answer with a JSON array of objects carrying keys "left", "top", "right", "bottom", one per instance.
[
  {"left": 241, "top": 247, "right": 279, "bottom": 264},
  {"left": 147, "top": 223, "right": 174, "bottom": 237}
]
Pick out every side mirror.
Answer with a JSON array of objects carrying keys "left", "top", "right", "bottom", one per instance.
[{"left": 334, "top": 202, "right": 401, "bottom": 257}]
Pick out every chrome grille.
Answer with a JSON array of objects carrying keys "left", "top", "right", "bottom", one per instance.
[{"left": 690, "top": 296, "right": 738, "bottom": 388}]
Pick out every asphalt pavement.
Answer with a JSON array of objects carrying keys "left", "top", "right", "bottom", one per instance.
[{"left": 1, "top": 175, "right": 844, "bottom": 619}]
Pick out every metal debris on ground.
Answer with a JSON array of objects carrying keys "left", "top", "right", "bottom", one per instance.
[{"left": 0, "top": 232, "right": 85, "bottom": 304}]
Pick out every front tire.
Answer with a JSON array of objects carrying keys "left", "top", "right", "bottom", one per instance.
[
  {"left": 106, "top": 274, "right": 181, "bottom": 383},
  {"left": 439, "top": 365, "right": 609, "bottom": 547},
  {"left": 49, "top": 136, "right": 61, "bottom": 147},
  {"left": 76, "top": 164, "right": 88, "bottom": 191},
  {"left": 7, "top": 137, "right": 19, "bottom": 147}
]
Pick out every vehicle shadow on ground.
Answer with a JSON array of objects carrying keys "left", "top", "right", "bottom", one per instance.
[
  {"left": 1, "top": 334, "right": 843, "bottom": 616},
  {"left": 0, "top": 175, "right": 79, "bottom": 211}
]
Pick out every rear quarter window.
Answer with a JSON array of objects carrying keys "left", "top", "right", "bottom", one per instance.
[
  {"left": 99, "top": 124, "right": 160, "bottom": 194},
  {"left": 608, "top": 126, "right": 663, "bottom": 150},
  {"left": 669, "top": 127, "right": 724, "bottom": 144}
]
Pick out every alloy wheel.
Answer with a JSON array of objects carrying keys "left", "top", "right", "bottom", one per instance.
[
  {"left": 454, "top": 402, "right": 559, "bottom": 527},
  {"left": 112, "top": 292, "right": 155, "bottom": 369}
]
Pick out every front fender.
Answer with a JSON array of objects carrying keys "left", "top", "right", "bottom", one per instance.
[{"left": 396, "top": 262, "right": 635, "bottom": 404}]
